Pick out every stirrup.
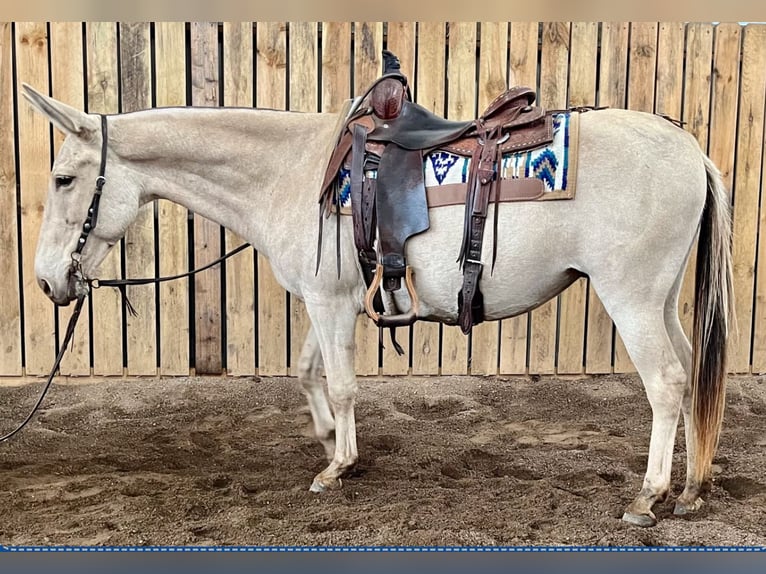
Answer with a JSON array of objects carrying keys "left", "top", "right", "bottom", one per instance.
[{"left": 364, "top": 264, "right": 419, "bottom": 327}]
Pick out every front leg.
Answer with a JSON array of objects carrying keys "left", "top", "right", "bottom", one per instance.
[
  {"left": 304, "top": 298, "right": 360, "bottom": 492},
  {"left": 296, "top": 326, "right": 335, "bottom": 460}
]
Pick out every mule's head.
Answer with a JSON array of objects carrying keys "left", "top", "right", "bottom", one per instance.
[{"left": 22, "top": 84, "right": 140, "bottom": 305}]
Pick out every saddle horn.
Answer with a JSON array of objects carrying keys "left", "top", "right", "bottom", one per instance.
[{"left": 372, "top": 51, "right": 410, "bottom": 120}]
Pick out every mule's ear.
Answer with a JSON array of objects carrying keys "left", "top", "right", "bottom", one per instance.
[{"left": 21, "top": 83, "right": 99, "bottom": 137}]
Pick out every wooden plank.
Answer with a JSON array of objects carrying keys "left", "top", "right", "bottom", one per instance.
[
  {"left": 255, "top": 22, "right": 288, "bottom": 376},
  {"left": 556, "top": 22, "right": 596, "bottom": 375},
  {"left": 477, "top": 22, "right": 509, "bottom": 106},
  {"left": 120, "top": 22, "right": 156, "bottom": 376},
  {"left": 155, "top": 22, "right": 189, "bottom": 376},
  {"left": 190, "top": 22, "right": 222, "bottom": 374},
  {"left": 49, "top": 22, "right": 90, "bottom": 376},
  {"left": 352, "top": 21, "right": 383, "bottom": 376},
  {"left": 730, "top": 25, "right": 766, "bottom": 373},
  {"left": 223, "top": 22, "right": 256, "bottom": 377},
  {"left": 441, "top": 21, "right": 476, "bottom": 376},
  {"left": 410, "top": 21, "right": 445, "bottom": 376},
  {"left": 500, "top": 21, "right": 538, "bottom": 375},
  {"left": 708, "top": 24, "right": 741, "bottom": 234},
  {"left": 508, "top": 21, "right": 538, "bottom": 87},
  {"left": 655, "top": 23, "right": 685, "bottom": 121},
  {"left": 320, "top": 22, "right": 351, "bottom": 113},
  {"left": 585, "top": 22, "right": 628, "bottom": 374},
  {"left": 679, "top": 24, "right": 714, "bottom": 349},
  {"left": 16, "top": 22, "right": 55, "bottom": 376},
  {"left": 598, "top": 22, "right": 629, "bottom": 109},
  {"left": 613, "top": 22, "right": 658, "bottom": 373},
  {"left": 626, "top": 22, "right": 658, "bottom": 113},
  {"left": 0, "top": 22, "right": 21, "bottom": 376},
  {"left": 470, "top": 21, "right": 507, "bottom": 376},
  {"left": 682, "top": 23, "right": 713, "bottom": 151},
  {"left": 380, "top": 21, "right": 416, "bottom": 376},
  {"left": 750, "top": 39, "right": 766, "bottom": 366},
  {"left": 529, "top": 22, "right": 569, "bottom": 375},
  {"left": 287, "top": 22, "right": 318, "bottom": 374},
  {"left": 86, "top": 22, "right": 122, "bottom": 376},
  {"left": 707, "top": 25, "right": 743, "bottom": 370}
]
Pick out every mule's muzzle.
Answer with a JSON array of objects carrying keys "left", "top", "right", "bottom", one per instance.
[
  {"left": 37, "top": 267, "right": 89, "bottom": 306},
  {"left": 38, "top": 276, "right": 74, "bottom": 305}
]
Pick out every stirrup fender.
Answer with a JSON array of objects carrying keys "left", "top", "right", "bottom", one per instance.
[{"left": 364, "top": 264, "right": 419, "bottom": 327}]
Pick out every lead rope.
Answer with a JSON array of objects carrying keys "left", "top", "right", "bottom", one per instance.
[{"left": 90, "top": 242, "right": 252, "bottom": 313}]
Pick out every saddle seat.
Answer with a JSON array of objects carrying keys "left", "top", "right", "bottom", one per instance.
[
  {"left": 318, "top": 51, "right": 556, "bottom": 336},
  {"left": 365, "top": 85, "right": 546, "bottom": 153}
]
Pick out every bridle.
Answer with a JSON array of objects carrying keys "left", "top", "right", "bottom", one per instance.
[
  {"left": 75, "top": 115, "right": 109, "bottom": 260},
  {"left": 0, "top": 113, "right": 250, "bottom": 442}
]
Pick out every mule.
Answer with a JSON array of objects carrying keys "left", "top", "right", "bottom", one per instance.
[{"left": 22, "top": 82, "right": 733, "bottom": 527}]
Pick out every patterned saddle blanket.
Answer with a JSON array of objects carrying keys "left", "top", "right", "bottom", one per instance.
[{"left": 332, "top": 111, "right": 579, "bottom": 215}]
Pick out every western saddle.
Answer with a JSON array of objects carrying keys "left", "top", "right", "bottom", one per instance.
[{"left": 319, "top": 51, "right": 555, "bottom": 336}]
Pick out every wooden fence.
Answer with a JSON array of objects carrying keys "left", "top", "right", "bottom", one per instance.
[{"left": 0, "top": 22, "right": 764, "bottom": 379}]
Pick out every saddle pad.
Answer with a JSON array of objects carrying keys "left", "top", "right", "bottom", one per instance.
[{"left": 333, "top": 111, "right": 578, "bottom": 214}]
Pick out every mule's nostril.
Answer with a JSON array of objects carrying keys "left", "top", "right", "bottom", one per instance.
[{"left": 38, "top": 278, "right": 53, "bottom": 298}]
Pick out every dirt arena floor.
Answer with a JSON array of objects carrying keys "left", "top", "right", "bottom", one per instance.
[{"left": 0, "top": 373, "right": 764, "bottom": 547}]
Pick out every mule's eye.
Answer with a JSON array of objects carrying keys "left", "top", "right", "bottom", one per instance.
[{"left": 55, "top": 176, "right": 74, "bottom": 188}]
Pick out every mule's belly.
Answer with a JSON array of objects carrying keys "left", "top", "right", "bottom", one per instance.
[{"left": 395, "top": 204, "right": 581, "bottom": 324}]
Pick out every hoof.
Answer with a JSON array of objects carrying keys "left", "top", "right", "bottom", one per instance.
[
  {"left": 622, "top": 511, "right": 657, "bottom": 528},
  {"left": 309, "top": 476, "right": 342, "bottom": 493},
  {"left": 309, "top": 479, "right": 326, "bottom": 493},
  {"left": 673, "top": 497, "right": 703, "bottom": 516}
]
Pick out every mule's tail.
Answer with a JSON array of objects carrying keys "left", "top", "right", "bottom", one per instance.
[{"left": 691, "top": 154, "right": 734, "bottom": 485}]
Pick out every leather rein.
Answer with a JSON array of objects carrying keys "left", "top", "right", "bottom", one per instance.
[{"left": 0, "top": 114, "right": 251, "bottom": 442}]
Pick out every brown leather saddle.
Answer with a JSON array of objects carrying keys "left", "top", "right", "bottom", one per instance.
[{"left": 319, "top": 51, "right": 555, "bottom": 335}]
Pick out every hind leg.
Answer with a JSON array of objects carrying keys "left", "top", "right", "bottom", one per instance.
[
  {"left": 666, "top": 313, "right": 706, "bottom": 515},
  {"left": 594, "top": 283, "right": 687, "bottom": 527},
  {"left": 660, "top": 261, "right": 707, "bottom": 515},
  {"left": 664, "top": 304, "right": 707, "bottom": 514},
  {"left": 296, "top": 326, "right": 335, "bottom": 460}
]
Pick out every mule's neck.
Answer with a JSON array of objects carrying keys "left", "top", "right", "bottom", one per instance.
[{"left": 109, "top": 107, "right": 338, "bottom": 260}]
